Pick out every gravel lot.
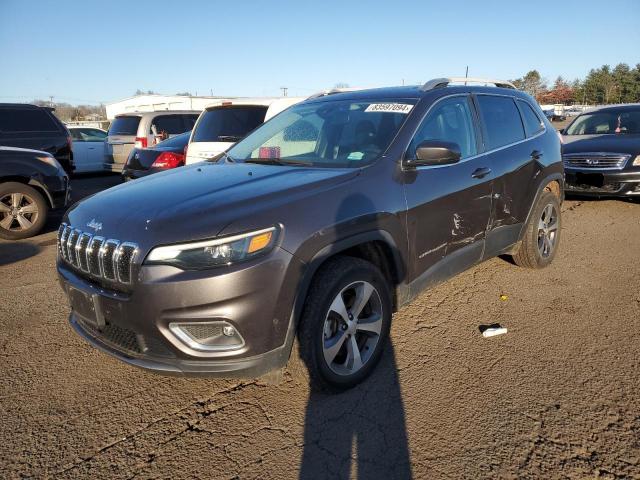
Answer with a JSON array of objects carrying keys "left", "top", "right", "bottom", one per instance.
[{"left": 1, "top": 174, "right": 639, "bottom": 479}]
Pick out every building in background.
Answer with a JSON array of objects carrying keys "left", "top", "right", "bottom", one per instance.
[{"left": 105, "top": 94, "right": 234, "bottom": 119}]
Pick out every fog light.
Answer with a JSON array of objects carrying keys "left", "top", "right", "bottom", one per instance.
[{"left": 168, "top": 321, "right": 245, "bottom": 352}]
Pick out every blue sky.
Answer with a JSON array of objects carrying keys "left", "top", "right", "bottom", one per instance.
[{"left": 1, "top": 0, "right": 639, "bottom": 105}]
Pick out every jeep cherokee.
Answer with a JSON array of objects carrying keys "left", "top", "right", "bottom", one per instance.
[{"left": 57, "top": 78, "right": 563, "bottom": 390}]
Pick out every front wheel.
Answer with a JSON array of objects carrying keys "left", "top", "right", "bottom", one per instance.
[
  {"left": 511, "top": 190, "right": 561, "bottom": 268},
  {"left": 297, "top": 256, "right": 392, "bottom": 391},
  {"left": 0, "top": 182, "right": 48, "bottom": 240}
]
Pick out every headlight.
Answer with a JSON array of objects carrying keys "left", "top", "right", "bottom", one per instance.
[
  {"left": 36, "top": 155, "right": 63, "bottom": 170},
  {"left": 145, "top": 227, "right": 277, "bottom": 270},
  {"left": 633, "top": 155, "right": 640, "bottom": 167}
]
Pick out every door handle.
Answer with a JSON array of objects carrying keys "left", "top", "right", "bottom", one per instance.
[
  {"left": 471, "top": 167, "right": 491, "bottom": 179},
  {"left": 531, "top": 150, "right": 543, "bottom": 160}
]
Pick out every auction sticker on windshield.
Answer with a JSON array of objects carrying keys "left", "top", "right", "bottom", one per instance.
[{"left": 365, "top": 103, "right": 413, "bottom": 114}]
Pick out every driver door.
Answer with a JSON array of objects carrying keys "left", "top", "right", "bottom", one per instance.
[{"left": 403, "top": 95, "right": 493, "bottom": 286}]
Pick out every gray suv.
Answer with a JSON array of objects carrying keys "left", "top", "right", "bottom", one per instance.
[{"left": 57, "top": 78, "right": 563, "bottom": 390}]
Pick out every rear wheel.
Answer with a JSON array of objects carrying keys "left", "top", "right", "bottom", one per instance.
[
  {"left": 512, "top": 190, "right": 561, "bottom": 268},
  {"left": 0, "top": 182, "right": 48, "bottom": 240},
  {"left": 297, "top": 256, "right": 392, "bottom": 391}
]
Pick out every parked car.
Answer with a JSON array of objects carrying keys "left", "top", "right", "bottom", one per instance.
[
  {"left": 68, "top": 126, "right": 107, "bottom": 173},
  {"left": 184, "top": 98, "right": 304, "bottom": 165},
  {"left": 561, "top": 104, "right": 640, "bottom": 197},
  {"left": 0, "top": 103, "right": 74, "bottom": 173},
  {"left": 0, "top": 146, "right": 70, "bottom": 239},
  {"left": 122, "top": 131, "right": 190, "bottom": 181},
  {"left": 57, "top": 78, "right": 563, "bottom": 390},
  {"left": 106, "top": 111, "right": 199, "bottom": 173}
]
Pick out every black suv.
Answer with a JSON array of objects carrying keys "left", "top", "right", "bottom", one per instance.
[
  {"left": 561, "top": 104, "right": 640, "bottom": 197},
  {"left": 57, "top": 78, "right": 563, "bottom": 390},
  {"left": 0, "top": 103, "right": 74, "bottom": 173}
]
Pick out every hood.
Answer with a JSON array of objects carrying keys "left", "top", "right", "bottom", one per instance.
[
  {"left": 65, "top": 162, "right": 358, "bottom": 250},
  {"left": 562, "top": 134, "right": 640, "bottom": 156}
]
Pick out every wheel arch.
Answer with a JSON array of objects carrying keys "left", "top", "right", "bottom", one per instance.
[
  {"left": 0, "top": 175, "right": 54, "bottom": 208},
  {"left": 292, "top": 230, "right": 407, "bottom": 329},
  {"left": 519, "top": 172, "right": 564, "bottom": 241}
]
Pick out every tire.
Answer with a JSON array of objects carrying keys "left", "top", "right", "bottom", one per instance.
[
  {"left": 297, "top": 256, "right": 392, "bottom": 391},
  {"left": 511, "top": 190, "right": 561, "bottom": 269},
  {"left": 0, "top": 182, "right": 49, "bottom": 240}
]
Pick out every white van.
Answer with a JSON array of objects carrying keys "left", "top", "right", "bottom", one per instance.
[
  {"left": 107, "top": 111, "right": 200, "bottom": 172},
  {"left": 184, "top": 97, "right": 304, "bottom": 165}
]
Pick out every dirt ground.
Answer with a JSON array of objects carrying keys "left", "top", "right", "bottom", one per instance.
[{"left": 1, "top": 175, "right": 639, "bottom": 479}]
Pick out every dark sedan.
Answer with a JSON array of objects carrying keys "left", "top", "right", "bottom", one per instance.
[
  {"left": 0, "top": 146, "right": 70, "bottom": 239},
  {"left": 561, "top": 104, "right": 640, "bottom": 197},
  {"left": 122, "top": 131, "right": 190, "bottom": 181}
]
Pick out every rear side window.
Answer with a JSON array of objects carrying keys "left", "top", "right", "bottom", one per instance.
[
  {"left": 109, "top": 116, "right": 141, "bottom": 135},
  {"left": 151, "top": 115, "right": 188, "bottom": 135},
  {"left": 476, "top": 96, "right": 525, "bottom": 150},
  {"left": 0, "top": 108, "right": 60, "bottom": 132},
  {"left": 192, "top": 106, "right": 268, "bottom": 142},
  {"left": 517, "top": 100, "right": 544, "bottom": 137}
]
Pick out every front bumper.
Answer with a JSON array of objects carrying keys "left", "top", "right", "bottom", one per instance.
[
  {"left": 57, "top": 247, "right": 305, "bottom": 377},
  {"left": 565, "top": 169, "right": 640, "bottom": 197}
]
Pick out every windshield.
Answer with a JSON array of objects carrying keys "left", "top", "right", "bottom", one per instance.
[
  {"left": 565, "top": 108, "right": 640, "bottom": 135},
  {"left": 192, "top": 106, "right": 268, "bottom": 143},
  {"left": 226, "top": 99, "right": 416, "bottom": 168}
]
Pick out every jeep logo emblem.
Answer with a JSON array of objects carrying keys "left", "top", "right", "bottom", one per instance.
[{"left": 86, "top": 219, "right": 103, "bottom": 232}]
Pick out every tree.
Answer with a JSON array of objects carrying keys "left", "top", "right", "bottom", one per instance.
[
  {"left": 539, "top": 76, "right": 574, "bottom": 104},
  {"left": 134, "top": 89, "right": 158, "bottom": 96},
  {"left": 512, "top": 70, "right": 547, "bottom": 101}
]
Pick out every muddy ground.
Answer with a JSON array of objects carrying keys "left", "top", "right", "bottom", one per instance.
[{"left": 1, "top": 174, "right": 639, "bottom": 479}]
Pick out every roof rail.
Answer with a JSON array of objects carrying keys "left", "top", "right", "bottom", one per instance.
[
  {"left": 307, "top": 87, "right": 362, "bottom": 99},
  {"left": 421, "top": 77, "right": 516, "bottom": 91}
]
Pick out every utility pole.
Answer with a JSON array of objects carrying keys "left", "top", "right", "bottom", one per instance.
[
  {"left": 280, "top": 87, "right": 288, "bottom": 97},
  {"left": 464, "top": 66, "right": 469, "bottom": 86},
  {"left": 49, "top": 95, "right": 54, "bottom": 107}
]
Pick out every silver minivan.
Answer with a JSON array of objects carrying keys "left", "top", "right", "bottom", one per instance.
[{"left": 106, "top": 111, "right": 200, "bottom": 172}]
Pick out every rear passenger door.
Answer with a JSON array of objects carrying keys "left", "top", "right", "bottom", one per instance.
[
  {"left": 403, "top": 95, "right": 493, "bottom": 284},
  {"left": 474, "top": 94, "right": 541, "bottom": 257}
]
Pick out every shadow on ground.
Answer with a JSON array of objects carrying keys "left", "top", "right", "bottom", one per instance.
[
  {"left": 299, "top": 344, "right": 412, "bottom": 479},
  {"left": 0, "top": 241, "right": 41, "bottom": 266}
]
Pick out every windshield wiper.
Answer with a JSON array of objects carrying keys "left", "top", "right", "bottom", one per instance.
[
  {"left": 244, "top": 157, "right": 312, "bottom": 166},
  {"left": 217, "top": 135, "right": 243, "bottom": 142},
  {"left": 205, "top": 151, "right": 235, "bottom": 163}
]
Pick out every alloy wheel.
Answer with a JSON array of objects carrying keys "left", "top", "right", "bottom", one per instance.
[
  {"left": 322, "top": 280, "right": 383, "bottom": 376},
  {"left": 0, "top": 192, "right": 39, "bottom": 232},
  {"left": 537, "top": 203, "right": 558, "bottom": 258}
]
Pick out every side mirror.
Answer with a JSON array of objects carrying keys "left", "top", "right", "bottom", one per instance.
[
  {"left": 405, "top": 140, "right": 461, "bottom": 168},
  {"left": 558, "top": 129, "right": 565, "bottom": 135}
]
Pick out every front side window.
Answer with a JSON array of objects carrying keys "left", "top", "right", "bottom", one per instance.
[
  {"left": 409, "top": 96, "right": 477, "bottom": 159},
  {"left": 518, "top": 100, "right": 544, "bottom": 137},
  {"left": 565, "top": 108, "right": 640, "bottom": 135},
  {"left": 476, "top": 95, "right": 525, "bottom": 150},
  {"left": 227, "top": 99, "right": 416, "bottom": 168}
]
